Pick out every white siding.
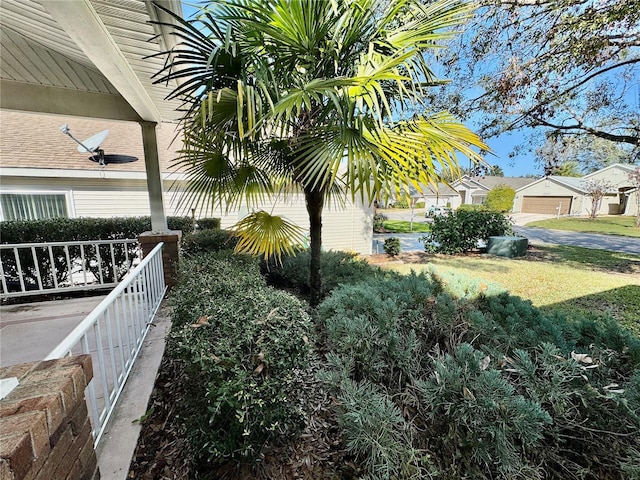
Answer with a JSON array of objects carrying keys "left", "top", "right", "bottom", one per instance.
[
  {"left": 73, "top": 189, "right": 151, "bottom": 217},
  {"left": 212, "top": 194, "right": 372, "bottom": 254},
  {"left": 583, "top": 166, "right": 635, "bottom": 216},
  {"left": 584, "top": 165, "right": 634, "bottom": 189},
  {"left": 1, "top": 175, "right": 373, "bottom": 254}
]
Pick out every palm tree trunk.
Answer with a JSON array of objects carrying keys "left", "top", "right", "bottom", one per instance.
[{"left": 304, "top": 187, "right": 324, "bottom": 307}]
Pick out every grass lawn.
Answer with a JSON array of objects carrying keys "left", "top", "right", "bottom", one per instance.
[
  {"left": 526, "top": 215, "right": 640, "bottom": 237},
  {"left": 381, "top": 219, "right": 431, "bottom": 233},
  {"left": 385, "top": 245, "right": 640, "bottom": 334}
]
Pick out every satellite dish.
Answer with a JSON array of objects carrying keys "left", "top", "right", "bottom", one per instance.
[
  {"left": 77, "top": 129, "right": 109, "bottom": 153},
  {"left": 59, "top": 124, "right": 138, "bottom": 166}
]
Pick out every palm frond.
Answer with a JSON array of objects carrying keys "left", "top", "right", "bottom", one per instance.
[
  {"left": 156, "top": 0, "right": 484, "bottom": 263},
  {"left": 232, "top": 210, "right": 306, "bottom": 262}
]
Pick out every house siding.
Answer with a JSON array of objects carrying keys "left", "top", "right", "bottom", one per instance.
[
  {"left": 584, "top": 165, "right": 634, "bottom": 188},
  {"left": 212, "top": 194, "right": 373, "bottom": 254},
  {"left": 583, "top": 165, "right": 637, "bottom": 216},
  {"left": 627, "top": 191, "right": 639, "bottom": 216},
  {"left": 1, "top": 174, "right": 373, "bottom": 254}
]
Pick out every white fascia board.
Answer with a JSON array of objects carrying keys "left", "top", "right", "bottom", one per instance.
[
  {"left": 515, "top": 176, "right": 587, "bottom": 194},
  {"left": 583, "top": 163, "right": 636, "bottom": 179},
  {"left": 550, "top": 177, "right": 588, "bottom": 193},
  {"left": 0, "top": 167, "right": 189, "bottom": 182},
  {"left": 468, "top": 181, "right": 490, "bottom": 191},
  {"left": 451, "top": 176, "right": 480, "bottom": 189},
  {"left": 43, "top": 0, "right": 162, "bottom": 123},
  {"left": 147, "top": 1, "right": 183, "bottom": 53}
]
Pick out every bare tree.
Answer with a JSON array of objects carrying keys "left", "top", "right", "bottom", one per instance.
[
  {"left": 582, "top": 179, "right": 614, "bottom": 220},
  {"left": 628, "top": 167, "right": 640, "bottom": 227}
]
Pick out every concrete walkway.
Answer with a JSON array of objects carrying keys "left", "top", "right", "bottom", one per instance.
[
  {"left": 0, "top": 295, "right": 170, "bottom": 480},
  {"left": 0, "top": 296, "right": 106, "bottom": 365}
]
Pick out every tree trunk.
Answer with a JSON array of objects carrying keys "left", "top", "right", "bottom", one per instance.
[{"left": 304, "top": 187, "right": 324, "bottom": 307}]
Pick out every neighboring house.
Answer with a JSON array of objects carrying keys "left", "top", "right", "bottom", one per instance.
[
  {"left": 418, "top": 175, "right": 537, "bottom": 210},
  {"left": 582, "top": 163, "right": 638, "bottom": 216},
  {"left": 513, "top": 164, "right": 639, "bottom": 216},
  {"left": 0, "top": 111, "right": 373, "bottom": 254},
  {"left": 450, "top": 176, "right": 536, "bottom": 209},
  {"left": 416, "top": 183, "right": 459, "bottom": 208},
  {"left": 512, "top": 176, "right": 587, "bottom": 215}
]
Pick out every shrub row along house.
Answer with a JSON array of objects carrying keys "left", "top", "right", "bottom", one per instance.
[
  {"left": 417, "top": 164, "right": 638, "bottom": 217},
  {"left": 0, "top": 111, "right": 373, "bottom": 254}
]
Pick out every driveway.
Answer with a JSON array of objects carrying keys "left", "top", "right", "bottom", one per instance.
[{"left": 513, "top": 227, "right": 640, "bottom": 255}]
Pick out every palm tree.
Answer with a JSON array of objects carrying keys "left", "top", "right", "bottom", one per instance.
[{"left": 154, "top": 0, "right": 487, "bottom": 305}]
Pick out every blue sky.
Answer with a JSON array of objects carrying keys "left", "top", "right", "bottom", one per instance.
[{"left": 480, "top": 131, "right": 536, "bottom": 177}]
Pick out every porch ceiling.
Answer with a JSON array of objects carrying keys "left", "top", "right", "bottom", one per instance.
[{"left": 0, "top": 0, "right": 183, "bottom": 123}]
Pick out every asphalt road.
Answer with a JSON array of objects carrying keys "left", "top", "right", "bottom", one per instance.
[
  {"left": 513, "top": 227, "right": 640, "bottom": 255},
  {"left": 373, "top": 226, "right": 640, "bottom": 255}
]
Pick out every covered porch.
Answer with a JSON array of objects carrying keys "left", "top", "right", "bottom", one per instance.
[{"left": 1, "top": 1, "right": 185, "bottom": 478}]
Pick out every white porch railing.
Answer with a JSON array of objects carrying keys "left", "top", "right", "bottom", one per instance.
[
  {"left": 0, "top": 239, "right": 139, "bottom": 299},
  {"left": 46, "top": 242, "right": 166, "bottom": 446},
  {"left": 0, "top": 239, "right": 140, "bottom": 299}
]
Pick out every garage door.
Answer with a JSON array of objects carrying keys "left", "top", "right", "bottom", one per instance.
[{"left": 522, "top": 196, "right": 572, "bottom": 214}]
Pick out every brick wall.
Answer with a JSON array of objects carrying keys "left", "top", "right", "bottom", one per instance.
[
  {"left": 138, "top": 230, "right": 182, "bottom": 289},
  {"left": 0, "top": 355, "right": 99, "bottom": 480}
]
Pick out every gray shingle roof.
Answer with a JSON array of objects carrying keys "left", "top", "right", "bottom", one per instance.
[{"left": 467, "top": 175, "right": 538, "bottom": 190}]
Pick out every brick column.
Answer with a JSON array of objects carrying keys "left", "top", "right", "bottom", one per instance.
[
  {"left": 0, "top": 355, "right": 99, "bottom": 480},
  {"left": 138, "top": 230, "right": 182, "bottom": 289}
]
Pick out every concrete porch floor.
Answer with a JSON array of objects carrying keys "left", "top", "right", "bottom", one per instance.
[{"left": 0, "top": 295, "right": 170, "bottom": 479}]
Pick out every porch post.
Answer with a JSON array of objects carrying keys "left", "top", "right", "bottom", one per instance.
[{"left": 140, "top": 121, "right": 168, "bottom": 232}]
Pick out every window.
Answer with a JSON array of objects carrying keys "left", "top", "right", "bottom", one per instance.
[{"left": 0, "top": 192, "right": 70, "bottom": 221}]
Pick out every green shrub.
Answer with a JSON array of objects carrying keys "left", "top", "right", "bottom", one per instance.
[
  {"left": 181, "top": 229, "right": 238, "bottom": 257},
  {"left": 262, "top": 250, "right": 388, "bottom": 302},
  {"left": 196, "top": 217, "right": 221, "bottom": 230},
  {"left": 383, "top": 237, "right": 401, "bottom": 256},
  {"left": 317, "top": 271, "right": 640, "bottom": 479},
  {"left": 373, "top": 213, "right": 388, "bottom": 232},
  {"left": 333, "top": 379, "right": 427, "bottom": 478},
  {"left": 0, "top": 216, "right": 194, "bottom": 243},
  {"left": 416, "top": 343, "right": 552, "bottom": 477},
  {"left": 414, "top": 201, "right": 425, "bottom": 208},
  {"left": 166, "top": 216, "right": 197, "bottom": 234},
  {"left": 393, "top": 197, "right": 409, "bottom": 208},
  {"left": 422, "top": 209, "right": 513, "bottom": 254},
  {"left": 456, "top": 203, "right": 489, "bottom": 212},
  {"left": 485, "top": 185, "right": 516, "bottom": 212},
  {"left": 167, "top": 252, "right": 314, "bottom": 467}
]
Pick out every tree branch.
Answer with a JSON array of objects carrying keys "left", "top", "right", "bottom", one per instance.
[
  {"left": 530, "top": 115, "right": 640, "bottom": 146},
  {"left": 505, "top": 57, "right": 640, "bottom": 132}
]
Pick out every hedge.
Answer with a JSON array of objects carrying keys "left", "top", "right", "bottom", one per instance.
[
  {"left": 0, "top": 216, "right": 194, "bottom": 244},
  {"left": 318, "top": 272, "right": 640, "bottom": 479},
  {"left": 166, "top": 252, "right": 314, "bottom": 466}
]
